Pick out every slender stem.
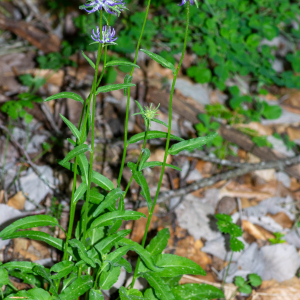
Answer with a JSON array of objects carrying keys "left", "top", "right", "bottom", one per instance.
[
  {"left": 1, "top": 119, "right": 11, "bottom": 190},
  {"left": 63, "top": 12, "right": 103, "bottom": 261},
  {"left": 222, "top": 251, "right": 233, "bottom": 291},
  {"left": 130, "top": 2, "right": 190, "bottom": 288},
  {"left": 117, "top": 0, "right": 152, "bottom": 186}
]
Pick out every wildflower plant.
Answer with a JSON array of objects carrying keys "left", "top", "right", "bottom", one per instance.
[{"left": 0, "top": 1, "right": 224, "bottom": 300}]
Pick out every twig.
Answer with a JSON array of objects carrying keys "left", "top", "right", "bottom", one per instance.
[
  {"left": 0, "top": 123, "right": 57, "bottom": 191},
  {"left": 155, "top": 154, "right": 300, "bottom": 204},
  {"left": 40, "top": 103, "right": 62, "bottom": 135}
]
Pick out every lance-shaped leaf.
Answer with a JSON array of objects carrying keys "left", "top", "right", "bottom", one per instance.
[
  {"left": 44, "top": 92, "right": 84, "bottom": 104},
  {"left": 94, "top": 229, "right": 131, "bottom": 255},
  {"left": 60, "top": 114, "right": 81, "bottom": 140},
  {"left": 3, "top": 261, "right": 36, "bottom": 273},
  {"left": 124, "top": 74, "right": 133, "bottom": 95},
  {"left": 138, "top": 148, "right": 151, "bottom": 171},
  {"left": 143, "top": 273, "right": 175, "bottom": 300},
  {"left": 87, "top": 227, "right": 105, "bottom": 247},
  {"left": 102, "top": 246, "right": 132, "bottom": 270},
  {"left": 128, "top": 162, "right": 152, "bottom": 209},
  {"left": 114, "top": 257, "right": 132, "bottom": 273},
  {"left": 117, "top": 238, "right": 161, "bottom": 272},
  {"left": 89, "top": 187, "right": 105, "bottom": 204},
  {"left": 59, "top": 275, "right": 93, "bottom": 300},
  {"left": 96, "top": 83, "right": 135, "bottom": 95},
  {"left": 168, "top": 133, "right": 217, "bottom": 155},
  {"left": 92, "top": 170, "right": 114, "bottom": 191},
  {"left": 9, "top": 270, "right": 42, "bottom": 287},
  {"left": 128, "top": 131, "right": 183, "bottom": 145},
  {"left": 2, "top": 231, "right": 63, "bottom": 251},
  {"left": 100, "top": 266, "right": 121, "bottom": 290},
  {"left": 0, "top": 215, "right": 60, "bottom": 238},
  {"left": 69, "top": 239, "right": 96, "bottom": 268},
  {"left": 26, "top": 288, "right": 52, "bottom": 300},
  {"left": 82, "top": 51, "right": 95, "bottom": 69},
  {"left": 61, "top": 144, "right": 91, "bottom": 163},
  {"left": 89, "top": 211, "right": 146, "bottom": 233},
  {"left": 144, "top": 288, "right": 159, "bottom": 300},
  {"left": 50, "top": 261, "right": 74, "bottom": 280},
  {"left": 89, "top": 289, "right": 104, "bottom": 300},
  {"left": 0, "top": 268, "right": 9, "bottom": 286},
  {"left": 32, "top": 265, "right": 59, "bottom": 299},
  {"left": 171, "top": 283, "right": 224, "bottom": 300},
  {"left": 73, "top": 182, "right": 87, "bottom": 204},
  {"left": 93, "top": 188, "right": 124, "bottom": 217},
  {"left": 151, "top": 254, "right": 206, "bottom": 277},
  {"left": 140, "top": 161, "right": 182, "bottom": 171},
  {"left": 146, "top": 228, "right": 170, "bottom": 256},
  {"left": 78, "top": 153, "right": 89, "bottom": 183},
  {"left": 119, "top": 287, "right": 144, "bottom": 300},
  {"left": 140, "top": 49, "right": 176, "bottom": 74},
  {"left": 106, "top": 60, "right": 140, "bottom": 69},
  {"left": 152, "top": 118, "right": 168, "bottom": 128}
]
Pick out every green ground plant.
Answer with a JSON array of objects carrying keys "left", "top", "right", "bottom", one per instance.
[{"left": 0, "top": 1, "right": 225, "bottom": 299}]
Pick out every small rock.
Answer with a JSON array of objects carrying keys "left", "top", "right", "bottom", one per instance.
[{"left": 217, "top": 197, "right": 237, "bottom": 215}]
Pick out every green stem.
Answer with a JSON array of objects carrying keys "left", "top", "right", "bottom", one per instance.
[
  {"left": 1, "top": 119, "right": 11, "bottom": 190},
  {"left": 130, "top": 2, "right": 190, "bottom": 288},
  {"left": 117, "top": 0, "right": 152, "bottom": 186},
  {"left": 222, "top": 251, "right": 233, "bottom": 291},
  {"left": 63, "top": 12, "right": 103, "bottom": 261}
]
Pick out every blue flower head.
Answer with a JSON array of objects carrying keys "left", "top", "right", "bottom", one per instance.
[
  {"left": 178, "top": 0, "right": 194, "bottom": 6},
  {"left": 91, "top": 25, "right": 118, "bottom": 45},
  {"left": 80, "top": 0, "right": 127, "bottom": 16}
]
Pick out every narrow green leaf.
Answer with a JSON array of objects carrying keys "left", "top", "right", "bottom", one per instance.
[
  {"left": 61, "top": 144, "right": 91, "bottom": 163},
  {"left": 27, "top": 288, "right": 51, "bottom": 300},
  {"left": 128, "top": 131, "right": 184, "bottom": 144},
  {"left": 60, "top": 114, "right": 81, "bottom": 140},
  {"left": 100, "top": 266, "right": 121, "bottom": 290},
  {"left": 3, "top": 261, "right": 36, "bottom": 273},
  {"left": 94, "top": 229, "right": 131, "bottom": 255},
  {"left": 138, "top": 148, "right": 151, "bottom": 171},
  {"left": 67, "top": 138, "right": 76, "bottom": 146},
  {"left": 82, "top": 51, "right": 95, "bottom": 69},
  {"left": 69, "top": 239, "right": 96, "bottom": 267},
  {"left": 103, "top": 246, "right": 132, "bottom": 269},
  {"left": 146, "top": 228, "right": 170, "bottom": 256},
  {"left": 114, "top": 257, "right": 132, "bottom": 273},
  {"left": 89, "top": 211, "right": 146, "bottom": 233},
  {"left": 144, "top": 288, "right": 159, "bottom": 300},
  {"left": 140, "top": 49, "right": 176, "bottom": 74},
  {"left": 77, "top": 153, "right": 89, "bottom": 183},
  {"left": 152, "top": 118, "right": 168, "bottom": 128},
  {"left": 117, "top": 238, "right": 161, "bottom": 272},
  {"left": 135, "top": 100, "right": 145, "bottom": 114},
  {"left": 171, "top": 283, "right": 224, "bottom": 300},
  {"left": 143, "top": 273, "right": 175, "bottom": 300},
  {"left": 141, "top": 161, "right": 182, "bottom": 171},
  {"left": 73, "top": 182, "right": 87, "bottom": 204},
  {"left": 93, "top": 188, "right": 124, "bottom": 217},
  {"left": 89, "top": 289, "right": 104, "bottom": 300},
  {"left": 151, "top": 254, "right": 206, "bottom": 277},
  {"left": 124, "top": 74, "right": 133, "bottom": 95},
  {"left": 89, "top": 187, "right": 105, "bottom": 204},
  {"left": 9, "top": 270, "right": 42, "bottom": 287},
  {"left": 106, "top": 60, "right": 140, "bottom": 69},
  {"left": 96, "top": 83, "right": 135, "bottom": 95},
  {"left": 44, "top": 92, "right": 84, "bottom": 104},
  {"left": 87, "top": 227, "right": 105, "bottom": 247},
  {"left": 128, "top": 162, "right": 152, "bottom": 209},
  {"left": 0, "top": 215, "right": 59, "bottom": 238},
  {"left": 119, "top": 287, "right": 144, "bottom": 300},
  {"left": 50, "top": 261, "right": 74, "bottom": 280},
  {"left": 168, "top": 133, "right": 217, "bottom": 155},
  {"left": 59, "top": 275, "right": 93, "bottom": 300},
  {"left": 2, "top": 231, "right": 63, "bottom": 251},
  {"left": 0, "top": 268, "right": 9, "bottom": 286},
  {"left": 92, "top": 170, "right": 114, "bottom": 191},
  {"left": 61, "top": 272, "right": 77, "bottom": 292}
]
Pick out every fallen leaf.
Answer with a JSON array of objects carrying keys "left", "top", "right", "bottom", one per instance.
[
  {"left": 235, "top": 122, "right": 273, "bottom": 136},
  {"left": 148, "top": 148, "right": 172, "bottom": 164},
  {"left": 242, "top": 220, "right": 274, "bottom": 241},
  {"left": 287, "top": 126, "right": 300, "bottom": 141},
  {"left": 267, "top": 212, "right": 293, "bottom": 229},
  {"left": 256, "top": 277, "right": 300, "bottom": 300},
  {"left": 31, "top": 240, "right": 50, "bottom": 258},
  {"left": 7, "top": 191, "right": 26, "bottom": 210},
  {"left": 0, "top": 190, "right": 4, "bottom": 203}
]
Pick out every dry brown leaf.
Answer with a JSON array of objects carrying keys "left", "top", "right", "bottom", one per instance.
[
  {"left": 9, "top": 278, "right": 30, "bottom": 290},
  {"left": 7, "top": 191, "right": 26, "bottom": 210},
  {"left": 242, "top": 220, "right": 274, "bottom": 240},
  {"left": 287, "top": 127, "right": 300, "bottom": 141},
  {"left": 126, "top": 205, "right": 159, "bottom": 243},
  {"left": 0, "top": 190, "right": 4, "bottom": 203},
  {"left": 31, "top": 240, "right": 50, "bottom": 258},
  {"left": 235, "top": 122, "right": 273, "bottom": 136},
  {"left": 253, "top": 169, "right": 276, "bottom": 182},
  {"left": 256, "top": 277, "right": 300, "bottom": 300},
  {"left": 175, "top": 235, "right": 211, "bottom": 269},
  {"left": 149, "top": 148, "right": 172, "bottom": 164},
  {"left": 14, "top": 238, "right": 39, "bottom": 261},
  {"left": 267, "top": 212, "right": 293, "bottom": 229}
]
